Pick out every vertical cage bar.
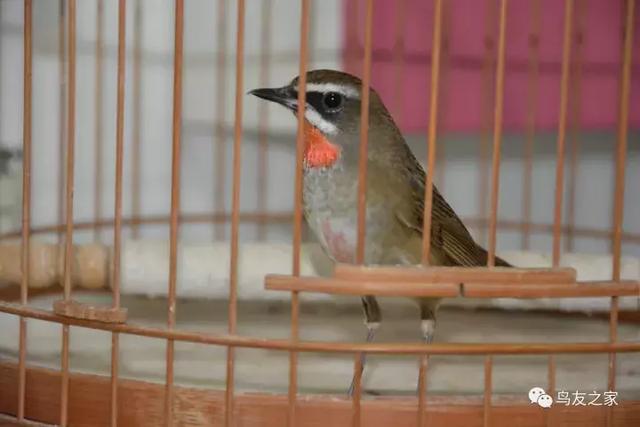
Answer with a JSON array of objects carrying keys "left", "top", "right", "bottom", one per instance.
[
  {"left": 58, "top": 0, "right": 66, "bottom": 237},
  {"left": 164, "top": 0, "right": 184, "bottom": 425},
  {"left": 521, "top": 0, "right": 540, "bottom": 251},
  {"left": 225, "top": 1, "right": 245, "bottom": 425},
  {"left": 110, "top": 0, "right": 127, "bottom": 425},
  {"left": 62, "top": 0, "right": 76, "bottom": 303},
  {"left": 355, "top": 0, "right": 373, "bottom": 264},
  {"left": 608, "top": 2, "right": 634, "bottom": 425},
  {"left": 483, "top": 355, "right": 493, "bottom": 427},
  {"left": 565, "top": 1, "right": 585, "bottom": 252},
  {"left": 345, "top": 0, "right": 360, "bottom": 74},
  {"left": 17, "top": 0, "right": 33, "bottom": 420},
  {"left": 477, "top": 0, "right": 496, "bottom": 246},
  {"left": 60, "top": 327, "right": 70, "bottom": 426},
  {"left": 417, "top": 354, "right": 428, "bottom": 427},
  {"left": 60, "top": 0, "right": 77, "bottom": 423},
  {"left": 434, "top": 4, "right": 450, "bottom": 188},
  {"left": 94, "top": 0, "right": 104, "bottom": 242},
  {"left": 611, "top": 0, "right": 634, "bottom": 293},
  {"left": 351, "top": 352, "right": 363, "bottom": 427},
  {"left": 131, "top": 0, "right": 142, "bottom": 239},
  {"left": 546, "top": 355, "right": 556, "bottom": 427},
  {"left": 421, "top": 0, "right": 443, "bottom": 265},
  {"left": 607, "top": 295, "right": 620, "bottom": 427},
  {"left": 214, "top": 0, "right": 227, "bottom": 240},
  {"left": 486, "top": 0, "right": 507, "bottom": 266},
  {"left": 289, "top": 1, "right": 310, "bottom": 424},
  {"left": 551, "top": 0, "right": 574, "bottom": 267},
  {"left": 256, "top": 0, "right": 272, "bottom": 241},
  {"left": 392, "top": 0, "right": 407, "bottom": 124}
]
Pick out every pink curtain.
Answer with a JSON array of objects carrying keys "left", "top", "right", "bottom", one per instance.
[{"left": 343, "top": 0, "right": 640, "bottom": 134}]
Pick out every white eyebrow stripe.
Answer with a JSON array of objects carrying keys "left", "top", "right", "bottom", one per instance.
[
  {"left": 303, "top": 107, "right": 338, "bottom": 135},
  {"left": 305, "top": 83, "right": 360, "bottom": 99}
]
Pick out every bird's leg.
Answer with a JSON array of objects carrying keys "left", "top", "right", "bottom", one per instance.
[
  {"left": 416, "top": 303, "right": 437, "bottom": 395},
  {"left": 421, "top": 312, "right": 436, "bottom": 344},
  {"left": 347, "top": 295, "right": 381, "bottom": 397}
]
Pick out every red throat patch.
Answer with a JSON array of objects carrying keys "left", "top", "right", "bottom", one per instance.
[{"left": 303, "top": 121, "right": 341, "bottom": 168}]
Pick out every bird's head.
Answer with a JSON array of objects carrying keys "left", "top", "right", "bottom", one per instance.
[{"left": 249, "top": 69, "right": 397, "bottom": 169}]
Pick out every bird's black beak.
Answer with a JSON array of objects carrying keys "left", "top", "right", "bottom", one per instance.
[{"left": 248, "top": 86, "right": 297, "bottom": 111}]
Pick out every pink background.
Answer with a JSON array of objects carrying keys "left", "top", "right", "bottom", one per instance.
[{"left": 342, "top": 0, "right": 640, "bottom": 133}]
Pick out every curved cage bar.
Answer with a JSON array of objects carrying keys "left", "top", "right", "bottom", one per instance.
[{"left": 0, "top": 0, "right": 639, "bottom": 426}]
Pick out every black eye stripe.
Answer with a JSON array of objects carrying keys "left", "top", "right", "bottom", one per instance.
[
  {"left": 305, "top": 92, "right": 325, "bottom": 110},
  {"left": 289, "top": 90, "right": 345, "bottom": 119}
]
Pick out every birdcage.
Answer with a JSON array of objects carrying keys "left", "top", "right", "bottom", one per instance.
[{"left": 0, "top": 0, "right": 639, "bottom": 426}]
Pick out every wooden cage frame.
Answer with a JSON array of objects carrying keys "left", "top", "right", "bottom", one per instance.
[{"left": 0, "top": 0, "right": 639, "bottom": 426}]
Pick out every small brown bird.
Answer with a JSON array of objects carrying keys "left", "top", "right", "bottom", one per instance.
[{"left": 250, "top": 69, "right": 510, "bottom": 394}]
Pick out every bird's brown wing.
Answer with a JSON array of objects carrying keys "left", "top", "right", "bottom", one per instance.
[{"left": 395, "top": 148, "right": 510, "bottom": 267}]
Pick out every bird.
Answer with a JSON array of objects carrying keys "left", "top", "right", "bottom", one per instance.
[{"left": 249, "top": 69, "right": 511, "bottom": 395}]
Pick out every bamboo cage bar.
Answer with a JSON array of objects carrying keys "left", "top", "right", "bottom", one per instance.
[
  {"left": 256, "top": 0, "right": 272, "bottom": 241},
  {"left": 434, "top": 1, "right": 450, "bottom": 188},
  {"left": 551, "top": 0, "right": 574, "bottom": 267},
  {"left": 164, "top": 0, "right": 184, "bottom": 424},
  {"left": 94, "top": 0, "right": 104, "bottom": 243},
  {"left": 3, "top": 300, "right": 640, "bottom": 356},
  {"left": 355, "top": 0, "right": 374, "bottom": 265},
  {"left": 57, "top": 0, "right": 66, "bottom": 238},
  {"left": 418, "top": 1, "right": 443, "bottom": 414},
  {"left": 483, "top": 355, "right": 492, "bottom": 427},
  {"left": 344, "top": 0, "right": 359, "bottom": 76},
  {"left": 608, "top": 1, "right": 635, "bottom": 425},
  {"left": 521, "top": 0, "right": 540, "bottom": 251},
  {"left": 0, "top": 1, "right": 638, "bottom": 425},
  {"left": 131, "top": 0, "right": 142, "bottom": 239},
  {"left": 110, "top": 0, "right": 127, "bottom": 425},
  {"left": 0, "top": 211, "right": 293, "bottom": 239},
  {"left": 214, "top": 0, "right": 227, "bottom": 241},
  {"left": 417, "top": 355, "right": 428, "bottom": 427},
  {"left": 486, "top": 0, "right": 507, "bottom": 267},
  {"left": 392, "top": 0, "right": 407, "bottom": 124},
  {"left": 58, "top": 0, "right": 77, "bottom": 423},
  {"left": 546, "top": 355, "right": 556, "bottom": 427},
  {"left": 226, "top": 0, "right": 246, "bottom": 425},
  {"left": 1, "top": 214, "right": 640, "bottom": 243},
  {"left": 289, "top": 0, "right": 310, "bottom": 424},
  {"left": 477, "top": 0, "right": 497, "bottom": 247},
  {"left": 17, "top": 0, "right": 33, "bottom": 421},
  {"left": 421, "top": 0, "right": 443, "bottom": 265},
  {"left": 351, "top": 353, "right": 363, "bottom": 427},
  {"left": 565, "top": 0, "right": 586, "bottom": 252}
]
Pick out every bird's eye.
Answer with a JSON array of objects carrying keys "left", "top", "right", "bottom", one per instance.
[{"left": 322, "top": 92, "right": 343, "bottom": 110}]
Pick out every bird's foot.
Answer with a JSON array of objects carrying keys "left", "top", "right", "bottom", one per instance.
[
  {"left": 416, "top": 328, "right": 434, "bottom": 396},
  {"left": 346, "top": 323, "right": 378, "bottom": 397}
]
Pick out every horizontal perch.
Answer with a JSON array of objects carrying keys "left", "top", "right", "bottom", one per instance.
[
  {"left": 334, "top": 263, "right": 577, "bottom": 285},
  {"left": 462, "top": 281, "right": 640, "bottom": 298},
  {"left": 265, "top": 275, "right": 461, "bottom": 297},
  {"left": 265, "top": 275, "right": 639, "bottom": 300}
]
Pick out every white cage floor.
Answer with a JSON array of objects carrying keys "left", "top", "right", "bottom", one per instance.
[{"left": 1, "top": 293, "right": 639, "bottom": 399}]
